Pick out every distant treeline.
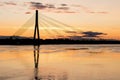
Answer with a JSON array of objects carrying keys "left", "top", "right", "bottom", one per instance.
[{"left": 0, "top": 38, "right": 120, "bottom": 45}]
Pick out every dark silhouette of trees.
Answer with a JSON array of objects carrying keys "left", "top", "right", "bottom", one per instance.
[{"left": 0, "top": 36, "right": 120, "bottom": 45}]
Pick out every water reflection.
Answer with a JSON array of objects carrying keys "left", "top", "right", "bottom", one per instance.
[
  {"left": 0, "top": 45, "right": 120, "bottom": 80},
  {"left": 34, "top": 45, "right": 40, "bottom": 80},
  {"left": 33, "top": 45, "right": 68, "bottom": 80}
]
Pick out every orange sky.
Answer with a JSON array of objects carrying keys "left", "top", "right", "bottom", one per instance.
[{"left": 0, "top": 0, "right": 120, "bottom": 39}]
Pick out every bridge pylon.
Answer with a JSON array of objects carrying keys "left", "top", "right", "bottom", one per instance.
[{"left": 34, "top": 10, "right": 40, "bottom": 44}]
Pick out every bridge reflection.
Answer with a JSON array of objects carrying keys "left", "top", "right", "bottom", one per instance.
[
  {"left": 34, "top": 45, "right": 40, "bottom": 80},
  {"left": 33, "top": 45, "right": 68, "bottom": 80}
]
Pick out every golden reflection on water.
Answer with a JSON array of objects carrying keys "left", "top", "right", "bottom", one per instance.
[
  {"left": 33, "top": 45, "right": 68, "bottom": 80},
  {"left": 0, "top": 45, "right": 120, "bottom": 80}
]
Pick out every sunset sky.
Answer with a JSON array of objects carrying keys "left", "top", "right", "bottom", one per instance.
[{"left": 0, "top": 0, "right": 120, "bottom": 39}]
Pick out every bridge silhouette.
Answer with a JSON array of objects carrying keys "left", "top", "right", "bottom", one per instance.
[
  {"left": 13, "top": 10, "right": 83, "bottom": 40},
  {"left": 0, "top": 10, "right": 120, "bottom": 45}
]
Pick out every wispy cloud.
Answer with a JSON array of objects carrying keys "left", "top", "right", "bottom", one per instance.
[
  {"left": 0, "top": 1, "right": 17, "bottom": 7},
  {"left": 57, "top": 7, "right": 69, "bottom": 10},
  {"left": 0, "top": 4, "right": 3, "bottom": 6},
  {"left": 25, "top": 2, "right": 73, "bottom": 13},
  {"left": 4, "top": 2, "right": 17, "bottom": 6},
  {"left": 27, "top": 2, "right": 48, "bottom": 10},
  {"left": 0, "top": 2, "right": 4, "bottom": 6},
  {"left": 67, "top": 31, "right": 107, "bottom": 39},
  {"left": 66, "top": 31, "right": 78, "bottom": 34},
  {"left": 81, "top": 31, "right": 107, "bottom": 37},
  {"left": 25, "top": 11, "right": 31, "bottom": 14},
  {"left": 68, "top": 36, "right": 83, "bottom": 40},
  {"left": 26, "top": 2, "right": 108, "bottom": 14},
  {"left": 71, "top": 4, "right": 108, "bottom": 14},
  {"left": 0, "top": 1, "right": 108, "bottom": 14}
]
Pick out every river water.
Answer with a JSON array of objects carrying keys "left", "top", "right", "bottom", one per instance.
[{"left": 0, "top": 44, "right": 120, "bottom": 80}]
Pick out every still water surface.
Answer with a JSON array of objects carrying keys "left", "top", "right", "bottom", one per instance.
[{"left": 0, "top": 45, "right": 120, "bottom": 80}]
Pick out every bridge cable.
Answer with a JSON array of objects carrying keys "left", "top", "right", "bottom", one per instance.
[
  {"left": 39, "top": 13, "right": 83, "bottom": 32},
  {"left": 39, "top": 19, "right": 64, "bottom": 38},
  {"left": 13, "top": 15, "right": 34, "bottom": 36}
]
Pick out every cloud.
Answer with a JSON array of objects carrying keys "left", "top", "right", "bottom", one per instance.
[
  {"left": 25, "top": 1, "right": 77, "bottom": 13},
  {"left": 0, "top": 4, "right": 3, "bottom": 6},
  {"left": 57, "top": 7, "right": 69, "bottom": 10},
  {"left": 96, "top": 12, "right": 108, "bottom": 14},
  {"left": 64, "top": 11, "right": 76, "bottom": 13},
  {"left": 46, "top": 4, "right": 55, "bottom": 8},
  {"left": 0, "top": 1, "right": 108, "bottom": 14},
  {"left": 68, "top": 36, "right": 82, "bottom": 40},
  {"left": 25, "top": 12, "right": 31, "bottom": 14},
  {"left": 28, "top": 2, "right": 47, "bottom": 10},
  {"left": 86, "top": 11, "right": 108, "bottom": 14},
  {"left": 27, "top": 2, "right": 69, "bottom": 10},
  {"left": 0, "top": 1, "right": 17, "bottom": 7},
  {"left": 67, "top": 31, "right": 107, "bottom": 40},
  {"left": 61, "top": 4, "right": 67, "bottom": 6},
  {"left": 26, "top": 2, "right": 57, "bottom": 10},
  {"left": 71, "top": 4, "right": 108, "bottom": 14},
  {"left": 4, "top": 2, "right": 17, "bottom": 5},
  {"left": 81, "top": 31, "right": 107, "bottom": 37},
  {"left": 0, "top": 2, "right": 3, "bottom": 6},
  {"left": 66, "top": 31, "right": 78, "bottom": 34}
]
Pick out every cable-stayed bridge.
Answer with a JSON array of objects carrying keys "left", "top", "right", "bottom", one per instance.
[
  {"left": 13, "top": 10, "right": 83, "bottom": 40},
  {"left": 1, "top": 10, "right": 120, "bottom": 45}
]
